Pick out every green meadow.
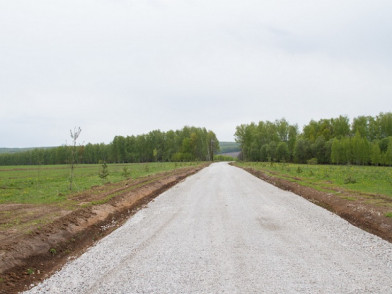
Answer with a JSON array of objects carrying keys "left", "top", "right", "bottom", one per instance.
[
  {"left": 0, "top": 162, "right": 200, "bottom": 205},
  {"left": 235, "top": 162, "right": 392, "bottom": 197}
]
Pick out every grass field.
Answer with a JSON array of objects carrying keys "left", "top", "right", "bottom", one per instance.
[
  {"left": 235, "top": 162, "right": 392, "bottom": 198},
  {"left": 0, "top": 162, "right": 200, "bottom": 205}
]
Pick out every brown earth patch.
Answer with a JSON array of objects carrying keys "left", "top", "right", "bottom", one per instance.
[
  {"left": 0, "top": 164, "right": 208, "bottom": 294},
  {"left": 236, "top": 165, "right": 392, "bottom": 244}
]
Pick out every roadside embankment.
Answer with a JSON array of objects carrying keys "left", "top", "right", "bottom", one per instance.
[{"left": 0, "top": 164, "right": 208, "bottom": 294}]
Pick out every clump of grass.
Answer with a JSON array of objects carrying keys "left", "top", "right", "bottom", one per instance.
[
  {"left": 296, "top": 167, "right": 303, "bottom": 173},
  {"left": 26, "top": 268, "right": 35, "bottom": 275},
  {"left": 385, "top": 212, "right": 392, "bottom": 218},
  {"left": 342, "top": 196, "right": 356, "bottom": 201},
  {"left": 344, "top": 175, "right": 357, "bottom": 184},
  {"left": 121, "top": 166, "right": 131, "bottom": 179},
  {"left": 49, "top": 248, "right": 57, "bottom": 256}
]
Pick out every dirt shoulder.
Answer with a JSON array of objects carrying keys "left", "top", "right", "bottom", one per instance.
[
  {"left": 0, "top": 164, "right": 208, "bottom": 294},
  {"left": 235, "top": 164, "right": 392, "bottom": 244}
]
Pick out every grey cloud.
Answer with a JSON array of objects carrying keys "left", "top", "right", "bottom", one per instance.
[{"left": 1, "top": 0, "right": 391, "bottom": 147}]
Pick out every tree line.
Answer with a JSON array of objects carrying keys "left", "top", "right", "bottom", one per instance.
[
  {"left": 0, "top": 126, "right": 219, "bottom": 166},
  {"left": 235, "top": 112, "right": 392, "bottom": 165}
]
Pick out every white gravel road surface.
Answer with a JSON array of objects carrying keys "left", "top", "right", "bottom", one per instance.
[{"left": 25, "top": 162, "right": 392, "bottom": 293}]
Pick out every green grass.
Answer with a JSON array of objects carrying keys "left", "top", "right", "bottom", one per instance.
[
  {"left": 235, "top": 162, "right": 392, "bottom": 197},
  {"left": 0, "top": 162, "right": 200, "bottom": 205}
]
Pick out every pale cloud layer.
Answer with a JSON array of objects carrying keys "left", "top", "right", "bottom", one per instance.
[{"left": 1, "top": 0, "right": 391, "bottom": 147}]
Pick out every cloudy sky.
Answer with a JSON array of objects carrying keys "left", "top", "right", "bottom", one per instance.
[{"left": 1, "top": 0, "right": 391, "bottom": 147}]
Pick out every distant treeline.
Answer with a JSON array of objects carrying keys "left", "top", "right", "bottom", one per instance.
[
  {"left": 217, "top": 142, "right": 241, "bottom": 154},
  {"left": 0, "top": 126, "right": 219, "bottom": 165},
  {"left": 235, "top": 112, "right": 392, "bottom": 165}
]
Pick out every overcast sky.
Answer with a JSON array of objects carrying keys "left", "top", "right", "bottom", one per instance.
[{"left": 1, "top": 0, "right": 391, "bottom": 147}]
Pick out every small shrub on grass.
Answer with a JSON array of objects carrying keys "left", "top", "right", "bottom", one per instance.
[
  {"left": 98, "top": 163, "right": 109, "bottom": 181},
  {"left": 296, "top": 166, "right": 303, "bottom": 173},
  {"left": 344, "top": 175, "right": 357, "bottom": 184},
  {"left": 121, "top": 166, "right": 131, "bottom": 179},
  {"left": 307, "top": 158, "right": 318, "bottom": 165}
]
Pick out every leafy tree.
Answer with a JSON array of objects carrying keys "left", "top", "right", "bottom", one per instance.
[
  {"left": 276, "top": 119, "right": 290, "bottom": 142},
  {"left": 294, "top": 138, "right": 311, "bottom": 163},
  {"left": 276, "top": 142, "right": 289, "bottom": 162},
  {"left": 385, "top": 137, "right": 392, "bottom": 166},
  {"left": 332, "top": 116, "right": 350, "bottom": 139},
  {"left": 379, "top": 113, "right": 392, "bottom": 138},
  {"left": 351, "top": 132, "right": 370, "bottom": 165},
  {"left": 267, "top": 141, "right": 277, "bottom": 162},
  {"left": 287, "top": 125, "right": 298, "bottom": 160},
  {"left": 379, "top": 137, "right": 390, "bottom": 153},
  {"left": 207, "top": 130, "right": 219, "bottom": 161},
  {"left": 331, "top": 138, "right": 343, "bottom": 164},
  {"left": 260, "top": 144, "right": 269, "bottom": 161},
  {"left": 352, "top": 116, "right": 370, "bottom": 139},
  {"left": 303, "top": 120, "right": 319, "bottom": 142},
  {"left": 311, "top": 136, "right": 329, "bottom": 164},
  {"left": 370, "top": 142, "right": 381, "bottom": 166}
]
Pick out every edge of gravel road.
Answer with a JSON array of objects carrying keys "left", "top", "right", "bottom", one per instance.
[
  {"left": 232, "top": 163, "right": 392, "bottom": 244},
  {"left": 0, "top": 163, "right": 209, "bottom": 294}
]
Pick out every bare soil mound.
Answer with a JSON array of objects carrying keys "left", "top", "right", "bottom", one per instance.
[{"left": 0, "top": 164, "right": 207, "bottom": 294}]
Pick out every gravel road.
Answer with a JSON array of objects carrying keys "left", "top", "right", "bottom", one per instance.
[{"left": 25, "top": 162, "right": 392, "bottom": 293}]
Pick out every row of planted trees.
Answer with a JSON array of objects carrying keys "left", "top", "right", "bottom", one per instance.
[
  {"left": 0, "top": 126, "right": 219, "bottom": 165},
  {"left": 235, "top": 112, "right": 392, "bottom": 165}
]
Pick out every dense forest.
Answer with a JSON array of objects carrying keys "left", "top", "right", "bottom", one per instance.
[
  {"left": 0, "top": 126, "right": 219, "bottom": 165},
  {"left": 235, "top": 112, "right": 392, "bottom": 166}
]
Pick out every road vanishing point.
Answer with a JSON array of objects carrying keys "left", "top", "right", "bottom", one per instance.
[{"left": 26, "top": 162, "right": 392, "bottom": 293}]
